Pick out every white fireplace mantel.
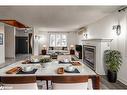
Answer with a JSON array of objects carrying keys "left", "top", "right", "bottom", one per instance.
[
  {"left": 82, "top": 39, "right": 113, "bottom": 42},
  {"left": 82, "top": 39, "right": 113, "bottom": 75}
]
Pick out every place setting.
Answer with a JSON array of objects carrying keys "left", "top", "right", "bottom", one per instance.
[
  {"left": 57, "top": 65, "right": 80, "bottom": 74},
  {"left": 58, "top": 58, "right": 72, "bottom": 64},
  {"left": 22, "top": 58, "right": 40, "bottom": 64},
  {"left": 6, "top": 66, "right": 38, "bottom": 74},
  {"left": 64, "top": 65, "right": 80, "bottom": 73}
]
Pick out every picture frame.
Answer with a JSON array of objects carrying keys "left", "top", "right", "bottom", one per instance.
[{"left": 0, "top": 33, "right": 3, "bottom": 45}]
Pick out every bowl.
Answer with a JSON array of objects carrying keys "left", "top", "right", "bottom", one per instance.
[
  {"left": 64, "top": 59, "right": 69, "bottom": 63},
  {"left": 31, "top": 58, "right": 39, "bottom": 62},
  {"left": 23, "top": 66, "right": 33, "bottom": 72},
  {"left": 65, "top": 65, "right": 75, "bottom": 71}
]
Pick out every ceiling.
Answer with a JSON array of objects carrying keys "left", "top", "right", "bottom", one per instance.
[{"left": 0, "top": 6, "right": 121, "bottom": 31}]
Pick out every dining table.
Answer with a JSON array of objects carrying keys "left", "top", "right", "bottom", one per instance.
[{"left": 0, "top": 60, "right": 100, "bottom": 89}]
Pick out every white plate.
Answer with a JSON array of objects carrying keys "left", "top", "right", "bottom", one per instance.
[
  {"left": 64, "top": 68, "right": 75, "bottom": 72},
  {"left": 22, "top": 69, "right": 33, "bottom": 72}
]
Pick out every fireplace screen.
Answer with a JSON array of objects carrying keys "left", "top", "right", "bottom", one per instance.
[
  {"left": 85, "top": 50, "right": 94, "bottom": 63},
  {"left": 83, "top": 45, "right": 96, "bottom": 70}
]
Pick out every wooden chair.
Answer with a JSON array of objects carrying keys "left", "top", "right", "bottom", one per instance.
[
  {"left": 37, "top": 76, "right": 52, "bottom": 90},
  {"left": 1, "top": 76, "right": 38, "bottom": 90},
  {"left": 52, "top": 76, "right": 93, "bottom": 90}
]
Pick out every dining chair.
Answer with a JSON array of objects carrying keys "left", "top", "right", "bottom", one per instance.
[
  {"left": 37, "top": 76, "right": 52, "bottom": 90},
  {"left": 57, "top": 55, "right": 72, "bottom": 61},
  {"left": 1, "top": 76, "right": 38, "bottom": 90},
  {"left": 52, "top": 76, "right": 93, "bottom": 90}
]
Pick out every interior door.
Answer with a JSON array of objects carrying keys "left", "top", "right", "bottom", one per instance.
[{"left": 16, "top": 37, "right": 28, "bottom": 54}]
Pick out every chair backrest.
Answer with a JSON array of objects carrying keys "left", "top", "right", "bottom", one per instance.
[
  {"left": 57, "top": 55, "right": 72, "bottom": 61},
  {"left": 52, "top": 76, "right": 89, "bottom": 90},
  {"left": 1, "top": 76, "right": 38, "bottom": 90}
]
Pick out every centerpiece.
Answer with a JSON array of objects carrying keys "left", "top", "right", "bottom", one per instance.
[{"left": 40, "top": 57, "right": 51, "bottom": 68}]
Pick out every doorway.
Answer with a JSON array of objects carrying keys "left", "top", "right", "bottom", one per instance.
[
  {"left": 15, "top": 33, "right": 33, "bottom": 54},
  {"left": 16, "top": 37, "right": 28, "bottom": 54}
]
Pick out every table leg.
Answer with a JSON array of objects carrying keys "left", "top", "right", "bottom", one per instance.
[
  {"left": 46, "top": 80, "right": 48, "bottom": 90},
  {"left": 89, "top": 75, "right": 100, "bottom": 89}
]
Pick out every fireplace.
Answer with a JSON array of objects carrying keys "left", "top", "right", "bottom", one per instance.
[{"left": 83, "top": 45, "right": 96, "bottom": 71}]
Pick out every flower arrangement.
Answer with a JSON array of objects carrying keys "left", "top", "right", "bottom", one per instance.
[{"left": 40, "top": 57, "right": 51, "bottom": 63}]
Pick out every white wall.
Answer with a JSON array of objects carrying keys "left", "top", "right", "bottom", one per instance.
[
  {"left": 78, "top": 12, "right": 127, "bottom": 85},
  {"left": 68, "top": 31, "right": 77, "bottom": 48},
  {"left": 0, "top": 23, "right": 5, "bottom": 64},
  {"left": 37, "top": 31, "right": 49, "bottom": 54},
  {"left": 5, "top": 24, "right": 16, "bottom": 58},
  {"left": 33, "top": 28, "right": 39, "bottom": 55},
  {"left": 16, "top": 29, "right": 28, "bottom": 37},
  {"left": 16, "top": 29, "right": 33, "bottom": 37}
]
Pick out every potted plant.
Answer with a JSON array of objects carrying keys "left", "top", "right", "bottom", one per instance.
[
  {"left": 104, "top": 50, "right": 122, "bottom": 83},
  {"left": 40, "top": 57, "right": 51, "bottom": 68}
]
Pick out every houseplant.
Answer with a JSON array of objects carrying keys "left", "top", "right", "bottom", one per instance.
[
  {"left": 104, "top": 50, "right": 122, "bottom": 83},
  {"left": 40, "top": 57, "right": 51, "bottom": 68}
]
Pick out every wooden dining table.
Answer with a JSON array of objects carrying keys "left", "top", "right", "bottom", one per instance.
[{"left": 0, "top": 60, "right": 100, "bottom": 89}]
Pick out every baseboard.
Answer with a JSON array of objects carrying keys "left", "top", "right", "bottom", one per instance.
[
  {"left": 118, "top": 77, "right": 127, "bottom": 86},
  {"left": 5, "top": 57, "right": 15, "bottom": 59}
]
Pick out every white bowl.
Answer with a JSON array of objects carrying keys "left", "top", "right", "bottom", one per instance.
[
  {"left": 64, "top": 59, "right": 69, "bottom": 62},
  {"left": 31, "top": 58, "right": 39, "bottom": 62},
  {"left": 65, "top": 65, "right": 75, "bottom": 71},
  {"left": 23, "top": 66, "right": 33, "bottom": 72}
]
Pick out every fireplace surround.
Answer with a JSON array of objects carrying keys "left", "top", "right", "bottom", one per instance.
[{"left": 82, "top": 39, "right": 112, "bottom": 75}]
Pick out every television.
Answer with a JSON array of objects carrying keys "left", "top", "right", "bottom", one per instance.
[
  {"left": 75, "top": 45, "right": 82, "bottom": 59},
  {"left": 75, "top": 45, "right": 82, "bottom": 52}
]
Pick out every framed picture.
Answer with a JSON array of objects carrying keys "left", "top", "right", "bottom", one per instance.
[{"left": 0, "top": 33, "right": 3, "bottom": 45}]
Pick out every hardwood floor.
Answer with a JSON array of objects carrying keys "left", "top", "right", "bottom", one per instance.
[{"left": 100, "top": 76, "right": 127, "bottom": 89}]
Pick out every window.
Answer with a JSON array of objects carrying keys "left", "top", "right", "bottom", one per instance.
[
  {"left": 56, "top": 34, "right": 61, "bottom": 46},
  {"left": 61, "top": 35, "right": 67, "bottom": 46},
  {"left": 49, "top": 34, "right": 55, "bottom": 47},
  {"left": 49, "top": 34, "right": 67, "bottom": 47}
]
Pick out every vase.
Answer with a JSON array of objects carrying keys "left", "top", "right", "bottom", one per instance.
[
  {"left": 107, "top": 70, "right": 117, "bottom": 83},
  {"left": 40, "top": 63, "right": 47, "bottom": 68}
]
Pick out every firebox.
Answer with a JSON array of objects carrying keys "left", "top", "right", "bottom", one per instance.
[{"left": 83, "top": 45, "right": 96, "bottom": 71}]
